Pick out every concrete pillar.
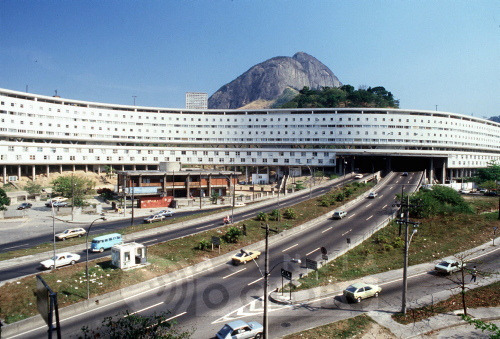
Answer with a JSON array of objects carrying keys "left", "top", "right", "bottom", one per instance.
[
  {"left": 186, "top": 174, "right": 190, "bottom": 198},
  {"left": 18, "top": 165, "right": 22, "bottom": 179},
  {"left": 46, "top": 165, "right": 50, "bottom": 179},
  {"left": 3, "top": 166, "right": 6, "bottom": 184},
  {"left": 32, "top": 165, "right": 36, "bottom": 181},
  {"left": 59, "top": 164, "right": 63, "bottom": 174},
  {"left": 449, "top": 169, "right": 453, "bottom": 183},
  {"left": 428, "top": 158, "right": 434, "bottom": 184},
  {"left": 245, "top": 167, "right": 249, "bottom": 182},
  {"left": 441, "top": 161, "right": 446, "bottom": 184},
  {"left": 208, "top": 175, "right": 212, "bottom": 196},
  {"left": 121, "top": 165, "right": 125, "bottom": 171},
  {"left": 133, "top": 164, "right": 136, "bottom": 171},
  {"left": 97, "top": 166, "right": 101, "bottom": 175},
  {"left": 84, "top": 164, "right": 88, "bottom": 172}
]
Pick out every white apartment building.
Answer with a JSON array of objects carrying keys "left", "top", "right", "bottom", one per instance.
[
  {"left": 0, "top": 87, "right": 499, "bottom": 184},
  {"left": 185, "top": 92, "right": 208, "bottom": 110}
]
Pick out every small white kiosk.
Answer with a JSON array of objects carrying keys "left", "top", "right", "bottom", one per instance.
[{"left": 111, "top": 242, "right": 147, "bottom": 269}]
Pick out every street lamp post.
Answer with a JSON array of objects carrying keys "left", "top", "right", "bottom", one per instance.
[
  {"left": 220, "top": 171, "right": 236, "bottom": 224},
  {"left": 42, "top": 189, "right": 57, "bottom": 270},
  {"left": 86, "top": 217, "right": 106, "bottom": 299}
]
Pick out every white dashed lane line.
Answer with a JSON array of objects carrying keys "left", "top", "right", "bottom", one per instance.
[
  {"left": 282, "top": 243, "right": 299, "bottom": 252},
  {"left": 321, "top": 227, "right": 333, "bottom": 234},
  {"left": 306, "top": 247, "right": 320, "bottom": 256},
  {"left": 223, "top": 268, "right": 246, "bottom": 279}
]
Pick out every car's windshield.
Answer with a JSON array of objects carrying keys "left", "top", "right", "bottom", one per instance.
[
  {"left": 345, "top": 286, "right": 357, "bottom": 293},
  {"left": 438, "top": 261, "right": 450, "bottom": 266},
  {"left": 217, "top": 325, "right": 232, "bottom": 337}
]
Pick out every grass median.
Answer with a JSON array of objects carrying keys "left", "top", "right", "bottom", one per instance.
[
  {"left": 291, "top": 196, "right": 499, "bottom": 291},
  {"left": 0, "top": 181, "right": 373, "bottom": 324}
]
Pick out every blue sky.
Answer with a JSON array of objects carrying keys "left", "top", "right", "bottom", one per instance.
[{"left": 0, "top": 1, "right": 498, "bottom": 118}]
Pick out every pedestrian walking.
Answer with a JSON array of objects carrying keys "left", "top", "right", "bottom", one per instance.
[{"left": 470, "top": 266, "right": 477, "bottom": 282}]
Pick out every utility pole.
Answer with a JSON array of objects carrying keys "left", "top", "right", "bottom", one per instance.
[
  {"left": 394, "top": 185, "right": 420, "bottom": 314},
  {"left": 261, "top": 223, "right": 278, "bottom": 339},
  {"left": 131, "top": 181, "right": 135, "bottom": 226}
]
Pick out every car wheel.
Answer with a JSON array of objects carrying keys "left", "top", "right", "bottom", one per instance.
[
  {"left": 243, "top": 260, "right": 247, "bottom": 264},
  {"left": 70, "top": 260, "right": 76, "bottom": 265},
  {"left": 49, "top": 265, "right": 54, "bottom": 270},
  {"left": 99, "top": 248, "right": 104, "bottom": 253},
  {"left": 357, "top": 297, "right": 362, "bottom": 303},
  {"left": 374, "top": 292, "right": 379, "bottom": 298},
  {"left": 255, "top": 333, "right": 263, "bottom": 339},
  {"left": 78, "top": 234, "right": 82, "bottom": 237},
  {"left": 62, "top": 237, "right": 66, "bottom": 241}
]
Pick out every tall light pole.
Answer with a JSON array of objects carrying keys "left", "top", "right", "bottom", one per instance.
[
  {"left": 42, "top": 189, "right": 57, "bottom": 270},
  {"left": 86, "top": 217, "right": 106, "bottom": 299},
  {"left": 220, "top": 171, "right": 236, "bottom": 224}
]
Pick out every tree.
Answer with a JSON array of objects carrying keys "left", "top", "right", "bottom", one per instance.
[
  {"left": 0, "top": 188, "right": 11, "bottom": 211},
  {"left": 475, "top": 161, "right": 500, "bottom": 184},
  {"left": 51, "top": 175, "right": 96, "bottom": 207},
  {"left": 24, "top": 181, "right": 43, "bottom": 195},
  {"left": 104, "top": 165, "right": 115, "bottom": 178},
  {"left": 80, "top": 311, "right": 192, "bottom": 338},
  {"left": 224, "top": 227, "right": 242, "bottom": 243}
]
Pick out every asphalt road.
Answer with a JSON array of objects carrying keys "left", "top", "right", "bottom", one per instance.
[
  {"left": 8, "top": 172, "right": 426, "bottom": 338},
  {"left": 0, "top": 175, "right": 357, "bottom": 282}
]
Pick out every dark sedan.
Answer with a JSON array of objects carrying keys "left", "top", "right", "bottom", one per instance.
[{"left": 17, "top": 203, "right": 32, "bottom": 210}]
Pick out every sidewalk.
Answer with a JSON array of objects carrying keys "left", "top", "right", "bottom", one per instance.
[{"left": 271, "top": 240, "right": 500, "bottom": 338}]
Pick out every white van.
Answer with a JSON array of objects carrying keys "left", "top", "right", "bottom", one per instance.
[{"left": 332, "top": 210, "right": 347, "bottom": 219}]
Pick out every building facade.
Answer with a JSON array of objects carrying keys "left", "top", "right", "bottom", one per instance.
[
  {"left": 1, "top": 87, "right": 499, "bottom": 184},
  {"left": 185, "top": 92, "right": 208, "bottom": 110}
]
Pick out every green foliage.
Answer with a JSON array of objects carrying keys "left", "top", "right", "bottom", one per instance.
[
  {"left": 23, "top": 181, "right": 42, "bottom": 195},
  {"left": 474, "top": 161, "right": 500, "bottom": 184},
  {"left": 280, "top": 85, "right": 399, "bottom": 109},
  {"left": 461, "top": 315, "right": 500, "bottom": 338},
  {"left": 80, "top": 311, "right": 192, "bottom": 339},
  {"left": 269, "top": 209, "right": 281, "bottom": 221},
  {"left": 51, "top": 175, "right": 95, "bottom": 207},
  {"left": 406, "top": 185, "right": 473, "bottom": 218},
  {"left": 97, "top": 188, "right": 115, "bottom": 200},
  {"left": 196, "top": 239, "right": 211, "bottom": 251},
  {"left": 283, "top": 208, "right": 297, "bottom": 219},
  {"left": 295, "top": 181, "right": 305, "bottom": 190},
  {"left": 319, "top": 196, "right": 331, "bottom": 207},
  {"left": 104, "top": 165, "right": 115, "bottom": 178},
  {"left": 480, "top": 180, "right": 497, "bottom": 191},
  {"left": 256, "top": 212, "right": 269, "bottom": 222},
  {"left": 224, "top": 227, "right": 242, "bottom": 243},
  {"left": 0, "top": 188, "right": 11, "bottom": 211},
  {"left": 210, "top": 192, "right": 220, "bottom": 204}
]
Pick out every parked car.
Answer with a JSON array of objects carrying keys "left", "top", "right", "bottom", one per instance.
[
  {"left": 55, "top": 228, "right": 86, "bottom": 241},
  {"left": 354, "top": 174, "right": 363, "bottom": 179},
  {"left": 155, "top": 209, "right": 174, "bottom": 217},
  {"left": 484, "top": 191, "right": 498, "bottom": 196},
  {"left": 46, "top": 201, "right": 68, "bottom": 207},
  {"left": 232, "top": 249, "right": 261, "bottom": 265},
  {"left": 434, "top": 259, "right": 465, "bottom": 274},
  {"left": 343, "top": 283, "right": 381, "bottom": 303},
  {"left": 216, "top": 320, "right": 263, "bottom": 339},
  {"left": 40, "top": 252, "right": 80, "bottom": 269},
  {"left": 368, "top": 192, "right": 378, "bottom": 199},
  {"left": 332, "top": 210, "right": 347, "bottom": 219},
  {"left": 143, "top": 214, "right": 166, "bottom": 223},
  {"left": 402, "top": 172, "right": 408, "bottom": 176},
  {"left": 459, "top": 189, "right": 471, "bottom": 194},
  {"left": 17, "top": 202, "right": 32, "bottom": 210},
  {"left": 234, "top": 202, "right": 246, "bottom": 207}
]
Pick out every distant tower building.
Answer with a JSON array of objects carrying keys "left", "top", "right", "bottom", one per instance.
[{"left": 185, "top": 92, "right": 208, "bottom": 109}]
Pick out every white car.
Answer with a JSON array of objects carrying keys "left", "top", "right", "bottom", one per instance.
[
  {"left": 332, "top": 210, "right": 347, "bottom": 219},
  {"left": 354, "top": 174, "right": 363, "bottom": 179},
  {"left": 143, "top": 214, "right": 166, "bottom": 223},
  {"left": 368, "top": 192, "right": 378, "bottom": 199},
  {"left": 434, "top": 259, "right": 465, "bottom": 274},
  {"left": 40, "top": 252, "right": 80, "bottom": 269},
  {"left": 155, "top": 209, "right": 174, "bottom": 217}
]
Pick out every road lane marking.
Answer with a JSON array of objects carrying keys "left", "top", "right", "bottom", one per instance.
[
  {"left": 127, "top": 302, "right": 164, "bottom": 316},
  {"left": 165, "top": 311, "right": 187, "bottom": 322},
  {"left": 321, "top": 227, "right": 333, "bottom": 234},
  {"left": 248, "top": 277, "right": 264, "bottom": 286},
  {"left": 306, "top": 247, "right": 320, "bottom": 256},
  {"left": 142, "top": 239, "right": 158, "bottom": 244},
  {"left": 196, "top": 224, "right": 213, "bottom": 230},
  {"left": 366, "top": 203, "right": 372, "bottom": 207},
  {"left": 347, "top": 213, "right": 356, "bottom": 219},
  {"left": 282, "top": 243, "right": 298, "bottom": 252},
  {"left": 379, "top": 194, "right": 384, "bottom": 198},
  {"left": 382, "top": 204, "right": 388, "bottom": 209},
  {"left": 366, "top": 215, "right": 373, "bottom": 221},
  {"left": 341, "top": 229, "right": 352, "bottom": 236},
  {"left": 223, "top": 268, "right": 246, "bottom": 279},
  {"left": 3, "top": 244, "right": 28, "bottom": 250}
]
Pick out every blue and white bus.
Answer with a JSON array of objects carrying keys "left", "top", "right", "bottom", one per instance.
[{"left": 90, "top": 233, "right": 123, "bottom": 252}]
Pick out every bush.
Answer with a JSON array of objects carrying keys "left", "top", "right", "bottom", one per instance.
[
  {"left": 256, "top": 212, "right": 269, "bottom": 222},
  {"left": 196, "top": 239, "right": 211, "bottom": 251},
  {"left": 409, "top": 185, "right": 473, "bottom": 218},
  {"left": 295, "top": 181, "right": 305, "bottom": 190},
  {"left": 24, "top": 181, "right": 42, "bottom": 195},
  {"left": 283, "top": 208, "right": 297, "bottom": 219},
  {"left": 269, "top": 209, "right": 281, "bottom": 221},
  {"left": 97, "top": 188, "right": 115, "bottom": 200},
  {"left": 224, "top": 227, "right": 242, "bottom": 243}
]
